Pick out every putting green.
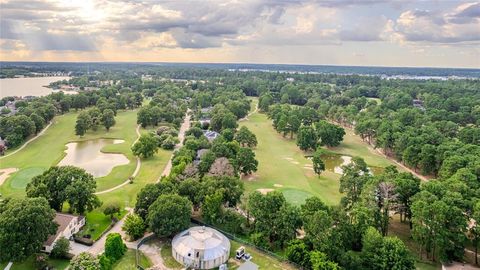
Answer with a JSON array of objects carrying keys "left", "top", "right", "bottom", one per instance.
[
  {"left": 282, "top": 188, "right": 315, "bottom": 206},
  {"left": 9, "top": 167, "right": 46, "bottom": 189}
]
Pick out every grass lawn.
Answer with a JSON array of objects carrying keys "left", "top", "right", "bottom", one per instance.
[
  {"left": 239, "top": 111, "right": 342, "bottom": 205},
  {"left": 329, "top": 127, "right": 400, "bottom": 168},
  {"left": 157, "top": 236, "right": 294, "bottom": 270},
  {"left": 239, "top": 98, "right": 401, "bottom": 206},
  {"left": 228, "top": 241, "right": 296, "bottom": 270},
  {"left": 160, "top": 243, "right": 183, "bottom": 269},
  {"left": 0, "top": 109, "right": 139, "bottom": 198},
  {"left": 0, "top": 107, "right": 173, "bottom": 260},
  {"left": 0, "top": 256, "right": 69, "bottom": 270},
  {"left": 112, "top": 249, "right": 152, "bottom": 270}
]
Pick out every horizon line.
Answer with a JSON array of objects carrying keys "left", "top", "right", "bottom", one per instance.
[{"left": 1, "top": 60, "right": 479, "bottom": 70}]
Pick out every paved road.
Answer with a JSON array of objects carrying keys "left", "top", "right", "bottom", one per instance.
[{"left": 158, "top": 109, "right": 191, "bottom": 181}]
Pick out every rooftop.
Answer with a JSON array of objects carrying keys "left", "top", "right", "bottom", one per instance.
[
  {"left": 172, "top": 226, "right": 230, "bottom": 261},
  {"left": 44, "top": 213, "right": 84, "bottom": 246}
]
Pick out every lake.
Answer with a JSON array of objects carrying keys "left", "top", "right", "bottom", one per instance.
[
  {"left": 58, "top": 139, "right": 130, "bottom": 177},
  {"left": 0, "top": 76, "right": 72, "bottom": 98}
]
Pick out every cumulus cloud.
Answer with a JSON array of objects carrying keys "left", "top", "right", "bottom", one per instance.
[
  {"left": 392, "top": 2, "right": 480, "bottom": 44},
  {"left": 0, "top": 0, "right": 478, "bottom": 65}
]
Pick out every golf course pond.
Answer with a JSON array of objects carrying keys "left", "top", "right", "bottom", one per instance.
[
  {"left": 58, "top": 139, "right": 129, "bottom": 177},
  {"left": 319, "top": 154, "right": 384, "bottom": 175}
]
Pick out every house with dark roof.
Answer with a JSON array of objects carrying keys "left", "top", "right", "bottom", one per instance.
[
  {"left": 203, "top": 130, "right": 220, "bottom": 142},
  {"left": 43, "top": 213, "right": 85, "bottom": 253}
]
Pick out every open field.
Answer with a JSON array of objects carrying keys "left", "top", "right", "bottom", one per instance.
[{"left": 239, "top": 98, "right": 401, "bottom": 206}]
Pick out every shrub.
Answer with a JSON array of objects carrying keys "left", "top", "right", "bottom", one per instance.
[
  {"left": 249, "top": 232, "right": 269, "bottom": 250},
  {"left": 104, "top": 233, "right": 126, "bottom": 262},
  {"left": 50, "top": 237, "right": 70, "bottom": 259},
  {"left": 122, "top": 214, "right": 146, "bottom": 240}
]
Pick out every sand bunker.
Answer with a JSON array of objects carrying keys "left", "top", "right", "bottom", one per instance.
[
  {"left": 273, "top": 184, "right": 283, "bottom": 187},
  {"left": 0, "top": 168, "right": 18, "bottom": 186},
  {"left": 256, "top": 188, "right": 274, "bottom": 195},
  {"left": 283, "top": 157, "right": 294, "bottom": 161}
]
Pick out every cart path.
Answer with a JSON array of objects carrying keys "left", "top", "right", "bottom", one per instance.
[{"left": 0, "top": 121, "right": 53, "bottom": 160}]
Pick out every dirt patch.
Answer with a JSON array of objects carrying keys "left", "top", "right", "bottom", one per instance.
[
  {"left": 273, "top": 184, "right": 283, "bottom": 187},
  {"left": 0, "top": 168, "right": 18, "bottom": 186},
  {"left": 256, "top": 188, "right": 274, "bottom": 195},
  {"left": 242, "top": 173, "right": 259, "bottom": 181}
]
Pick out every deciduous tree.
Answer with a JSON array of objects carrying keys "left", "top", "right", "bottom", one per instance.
[{"left": 147, "top": 194, "right": 191, "bottom": 237}]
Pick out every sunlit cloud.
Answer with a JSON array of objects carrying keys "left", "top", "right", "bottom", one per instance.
[{"left": 0, "top": 0, "right": 478, "bottom": 67}]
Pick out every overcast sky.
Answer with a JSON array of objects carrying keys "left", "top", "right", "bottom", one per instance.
[{"left": 1, "top": 0, "right": 479, "bottom": 68}]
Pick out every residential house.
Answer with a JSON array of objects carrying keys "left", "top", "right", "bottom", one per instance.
[
  {"left": 43, "top": 213, "right": 85, "bottom": 253},
  {"left": 203, "top": 130, "right": 220, "bottom": 142}
]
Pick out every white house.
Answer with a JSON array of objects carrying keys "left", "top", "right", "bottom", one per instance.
[{"left": 43, "top": 213, "right": 85, "bottom": 253}]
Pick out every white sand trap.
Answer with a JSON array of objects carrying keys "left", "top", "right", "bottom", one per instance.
[
  {"left": 304, "top": 167, "right": 314, "bottom": 171},
  {"left": 257, "top": 188, "right": 274, "bottom": 195},
  {"left": 283, "top": 157, "right": 294, "bottom": 161},
  {"left": 273, "top": 184, "right": 283, "bottom": 187},
  {"left": 291, "top": 161, "right": 300, "bottom": 165},
  {"left": 0, "top": 168, "right": 18, "bottom": 186},
  {"left": 304, "top": 164, "right": 313, "bottom": 168}
]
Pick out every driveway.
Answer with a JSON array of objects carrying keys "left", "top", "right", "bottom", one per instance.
[{"left": 69, "top": 240, "right": 90, "bottom": 255}]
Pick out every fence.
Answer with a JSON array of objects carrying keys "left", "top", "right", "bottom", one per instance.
[
  {"left": 135, "top": 233, "right": 156, "bottom": 270},
  {"left": 190, "top": 218, "right": 303, "bottom": 269},
  {"left": 135, "top": 219, "right": 303, "bottom": 270}
]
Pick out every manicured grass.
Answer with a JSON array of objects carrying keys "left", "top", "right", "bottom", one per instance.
[
  {"left": 77, "top": 210, "right": 125, "bottom": 241},
  {"left": 239, "top": 98, "right": 401, "bottom": 206},
  {"left": 160, "top": 243, "right": 183, "bottom": 269},
  {"left": 0, "top": 109, "right": 139, "bottom": 197},
  {"left": 329, "top": 127, "right": 399, "bottom": 168},
  {"left": 113, "top": 249, "right": 152, "bottom": 270},
  {"left": 8, "top": 167, "right": 46, "bottom": 189},
  {"left": 0, "top": 107, "right": 172, "bottom": 260},
  {"left": 228, "top": 241, "right": 296, "bottom": 270},
  {"left": 239, "top": 112, "right": 342, "bottom": 205},
  {"left": 0, "top": 256, "right": 69, "bottom": 270},
  {"left": 158, "top": 237, "right": 293, "bottom": 270}
]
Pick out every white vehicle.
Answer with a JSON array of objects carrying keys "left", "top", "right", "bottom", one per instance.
[{"left": 235, "top": 246, "right": 245, "bottom": 259}]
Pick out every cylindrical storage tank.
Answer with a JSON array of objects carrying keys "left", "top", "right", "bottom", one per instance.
[{"left": 172, "top": 226, "right": 230, "bottom": 269}]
